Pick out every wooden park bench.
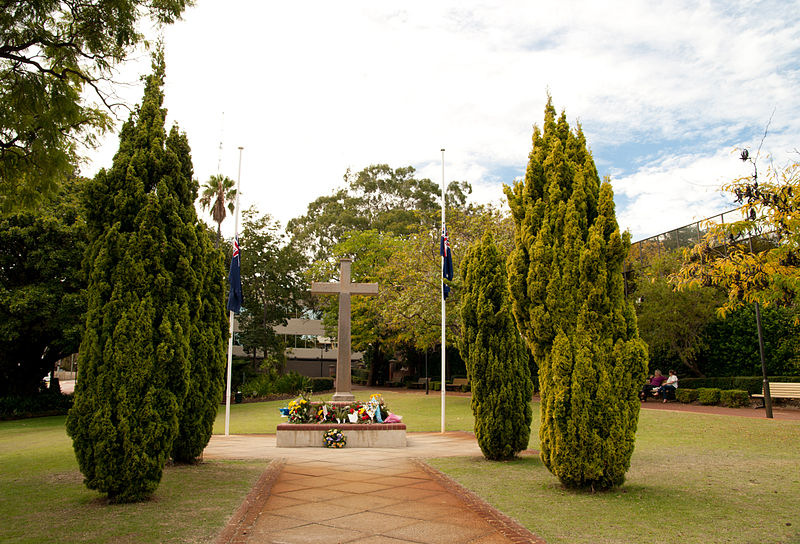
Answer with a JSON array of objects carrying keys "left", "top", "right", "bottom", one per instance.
[
  {"left": 445, "top": 378, "right": 470, "bottom": 391},
  {"left": 409, "top": 378, "right": 429, "bottom": 389},
  {"left": 752, "top": 382, "right": 800, "bottom": 408}
]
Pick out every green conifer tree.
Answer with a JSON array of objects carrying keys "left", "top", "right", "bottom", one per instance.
[
  {"left": 505, "top": 97, "right": 648, "bottom": 490},
  {"left": 168, "top": 128, "right": 229, "bottom": 463},
  {"left": 460, "top": 231, "right": 532, "bottom": 460},
  {"left": 66, "top": 51, "right": 226, "bottom": 501}
]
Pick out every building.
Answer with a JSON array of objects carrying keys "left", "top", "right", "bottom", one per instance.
[{"left": 232, "top": 317, "right": 364, "bottom": 378}]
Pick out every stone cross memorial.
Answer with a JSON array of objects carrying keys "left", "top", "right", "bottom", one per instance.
[{"left": 311, "top": 258, "right": 378, "bottom": 401}]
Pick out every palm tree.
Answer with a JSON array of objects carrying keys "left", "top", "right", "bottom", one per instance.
[{"left": 198, "top": 174, "right": 237, "bottom": 245}]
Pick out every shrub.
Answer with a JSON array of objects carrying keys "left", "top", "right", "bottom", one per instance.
[
  {"left": 720, "top": 389, "right": 750, "bottom": 408},
  {"left": 241, "top": 374, "right": 275, "bottom": 398},
  {"left": 675, "top": 389, "right": 699, "bottom": 403},
  {"left": 310, "top": 377, "right": 334, "bottom": 392},
  {"left": 680, "top": 376, "right": 800, "bottom": 395},
  {"left": 697, "top": 388, "right": 721, "bottom": 405},
  {"left": 273, "top": 372, "right": 311, "bottom": 395},
  {"left": 0, "top": 392, "right": 74, "bottom": 419},
  {"left": 460, "top": 232, "right": 532, "bottom": 461}
]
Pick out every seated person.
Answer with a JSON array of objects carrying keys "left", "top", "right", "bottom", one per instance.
[
  {"left": 640, "top": 370, "right": 666, "bottom": 401},
  {"left": 656, "top": 370, "right": 679, "bottom": 402}
]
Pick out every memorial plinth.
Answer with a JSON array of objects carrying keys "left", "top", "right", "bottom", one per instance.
[{"left": 276, "top": 422, "right": 407, "bottom": 448}]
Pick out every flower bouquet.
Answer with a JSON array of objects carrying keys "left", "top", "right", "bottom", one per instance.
[
  {"left": 287, "top": 394, "right": 312, "bottom": 423},
  {"left": 323, "top": 428, "right": 346, "bottom": 448}
]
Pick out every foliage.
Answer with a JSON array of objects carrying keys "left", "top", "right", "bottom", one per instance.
[
  {"left": 719, "top": 389, "right": 750, "bottom": 408},
  {"left": 632, "top": 254, "right": 726, "bottom": 377},
  {"left": 288, "top": 163, "right": 471, "bottom": 262},
  {"left": 459, "top": 231, "right": 532, "bottom": 460},
  {"left": 697, "top": 388, "right": 722, "bottom": 405},
  {"left": 309, "top": 377, "right": 334, "bottom": 392},
  {"left": 0, "top": 176, "right": 87, "bottom": 396},
  {"left": 672, "top": 154, "right": 800, "bottom": 314},
  {"left": 237, "top": 207, "right": 306, "bottom": 371},
  {"left": 0, "top": 391, "right": 74, "bottom": 419},
  {"left": 679, "top": 376, "right": 800, "bottom": 394},
  {"left": 171, "top": 222, "right": 227, "bottom": 463},
  {"left": 67, "top": 53, "right": 225, "bottom": 502},
  {"left": 504, "top": 97, "right": 648, "bottom": 489},
  {"left": 675, "top": 388, "right": 699, "bottom": 403},
  {"left": 699, "top": 304, "right": 800, "bottom": 377},
  {"left": 198, "top": 174, "right": 236, "bottom": 244},
  {"left": 0, "top": 0, "right": 191, "bottom": 211}
]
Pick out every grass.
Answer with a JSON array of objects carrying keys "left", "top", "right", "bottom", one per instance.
[
  {"left": 428, "top": 407, "right": 800, "bottom": 544},
  {"left": 0, "top": 416, "right": 266, "bottom": 544},
  {"left": 3, "top": 391, "right": 800, "bottom": 543}
]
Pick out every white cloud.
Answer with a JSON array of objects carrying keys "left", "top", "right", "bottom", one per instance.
[{"left": 81, "top": 0, "right": 800, "bottom": 243}]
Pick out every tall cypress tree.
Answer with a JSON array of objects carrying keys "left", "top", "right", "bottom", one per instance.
[
  {"left": 459, "top": 231, "right": 532, "bottom": 460},
  {"left": 505, "top": 97, "right": 648, "bottom": 490},
  {"left": 168, "top": 127, "right": 229, "bottom": 463},
  {"left": 66, "top": 51, "right": 225, "bottom": 501}
]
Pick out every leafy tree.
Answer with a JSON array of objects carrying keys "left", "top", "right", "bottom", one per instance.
[
  {"left": 198, "top": 174, "right": 236, "bottom": 245},
  {"left": 505, "top": 98, "right": 648, "bottom": 490},
  {"left": 314, "top": 205, "right": 515, "bottom": 384},
  {"left": 325, "top": 229, "right": 404, "bottom": 385},
  {"left": 631, "top": 253, "right": 726, "bottom": 377},
  {"left": 238, "top": 207, "right": 306, "bottom": 372},
  {"left": 66, "top": 52, "right": 224, "bottom": 501},
  {"left": 673, "top": 153, "right": 800, "bottom": 313},
  {"left": 460, "top": 231, "right": 532, "bottom": 460},
  {"left": 0, "top": 0, "right": 191, "bottom": 211},
  {"left": 288, "top": 163, "right": 471, "bottom": 261},
  {"left": 0, "top": 176, "right": 87, "bottom": 395}
]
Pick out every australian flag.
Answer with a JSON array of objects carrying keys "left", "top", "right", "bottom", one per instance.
[
  {"left": 226, "top": 236, "right": 243, "bottom": 314},
  {"left": 440, "top": 225, "right": 453, "bottom": 299}
]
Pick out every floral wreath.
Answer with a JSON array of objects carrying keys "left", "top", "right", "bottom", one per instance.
[{"left": 323, "top": 428, "right": 346, "bottom": 448}]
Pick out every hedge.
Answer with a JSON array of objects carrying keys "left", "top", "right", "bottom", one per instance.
[
  {"left": 309, "top": 377, "right": 334, "bottom": 392},
  {"left": 697, "top": 388, "right": 721, "bottom": 405},
  {"left": 720, "top": 389, "right": 750, "bottom": 408},
  {"left": 680, "top": 376, "right": 800, "bottom": 395},
  {"left": 675, "top": 389, "right": 699, "bottom": 403},
  {"left": 0, "top": 392, "right": 74, "bottom": 420}
]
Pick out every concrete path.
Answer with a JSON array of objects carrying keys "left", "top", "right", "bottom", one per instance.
[{"left": 206, "top": 432, "right": 544, "bottom": 544}]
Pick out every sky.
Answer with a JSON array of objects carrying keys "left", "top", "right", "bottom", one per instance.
[{"left": 83, "top": 0, "right": 800, "bottom": 242}]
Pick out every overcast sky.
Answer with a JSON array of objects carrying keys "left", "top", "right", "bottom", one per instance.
[{"left": 83, "top": 0, "right": 800, "bottom": 241}]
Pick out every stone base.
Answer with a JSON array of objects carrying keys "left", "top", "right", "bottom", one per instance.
[
  {"left": 331, "top": 392, "right": 356, "bottom": 402},
  {"left": 276, "top": 423, "right": 407, "bottom": 448}
]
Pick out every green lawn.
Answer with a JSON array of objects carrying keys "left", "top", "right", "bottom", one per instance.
[
  {"left": 0, "top": 416, "right": 265, "bottom": 544},
  {"left": 3, "top": 393, "right": 799, "bottom": 544},
  {"left": 429, "top": 407, "right": 800, "bottom": 544}
]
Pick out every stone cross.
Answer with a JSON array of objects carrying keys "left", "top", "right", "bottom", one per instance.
[{"left": 311, "top": 258, "right": 378, "bottom": 401}]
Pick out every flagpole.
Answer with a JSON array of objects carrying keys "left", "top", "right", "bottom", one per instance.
[
  {"left": 225, "top": 146, "right": 244, "bottom": 437},
  {"left": 440, "top": 148, "right": 446, "bottom": 434}
]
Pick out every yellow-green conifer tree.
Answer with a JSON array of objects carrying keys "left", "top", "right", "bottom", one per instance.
[{"left": 505, "top": 97, "right": 648, "bottom": 489}]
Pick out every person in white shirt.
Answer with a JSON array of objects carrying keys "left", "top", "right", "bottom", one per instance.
[{"left": 657, "top": 370, "right": 678, "bottom": 402}]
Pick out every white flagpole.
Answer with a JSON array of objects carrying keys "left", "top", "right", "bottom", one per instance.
[
  {"left": 440, "top": 148, "right": 446, "bottom": 434},
  {"left": 225, "top": 146, "right": 244, "bottom": 437}
]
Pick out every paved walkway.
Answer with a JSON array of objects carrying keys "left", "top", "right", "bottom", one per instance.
[{"left": 206, "top": 432, "right": 544, "bottom": 544}]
